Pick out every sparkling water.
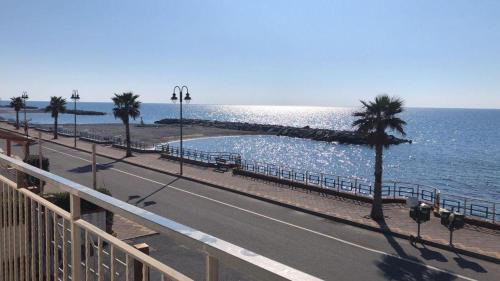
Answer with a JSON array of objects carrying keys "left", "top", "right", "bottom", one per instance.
[{"left": 1, "top": 101, "right": 499, "bottom": 201}]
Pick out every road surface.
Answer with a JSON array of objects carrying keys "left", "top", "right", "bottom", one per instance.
[{"left": 5, "top": 140, "right": 499, "bottom": 281}]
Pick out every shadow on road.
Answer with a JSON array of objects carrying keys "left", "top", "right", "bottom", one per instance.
[
  {"left": 374, "top": 218, "right": 458, "bottom": 281},
  {"left": 127, "top": 178, "right": 179, "bottom": 207},
  {"left": 67, "top": 157, "right": 126, "bottom": 173},
  {"left": 453, "top": 254, "right": 487, "bottom": 273},
  {"left": 414, "top": 244, "right": 448, "bottom": 262}
]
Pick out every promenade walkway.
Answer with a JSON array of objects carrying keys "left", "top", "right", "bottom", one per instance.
[{"left": 2, "top": 123, "right": 500, "bottom": 261}]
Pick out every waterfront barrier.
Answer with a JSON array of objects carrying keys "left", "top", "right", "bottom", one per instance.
[
  {"left": 112, "top": 137, "right": 160, "bottom": 153},
  {"left": 160, "top": 146, "right": 242, "bottom": 166},
  {"left": 57, "top": 127, "right": 80, "bottom": 137},
  {"left": 79, "top": 131, "right": 114, "bottom": 144},
  {"left": 236, "top": 159, "right": 499, "bottom": 224}
]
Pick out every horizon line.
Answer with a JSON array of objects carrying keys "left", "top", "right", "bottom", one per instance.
[{"left": 2, "top": 100, "right": 500, "bottom": 111}]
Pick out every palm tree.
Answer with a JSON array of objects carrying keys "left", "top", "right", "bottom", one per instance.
[
  {"left": 352, "top": 95, "right": 407, "bottom": 220},
  {"left": 10, "top": 97, "right": 23, "bottom": 129},
  {"left": 45, "top": 96, "right": 67, "bottom": 139},
  {"left": 112, "top": 92, "right": 141, "bottom": 157}
]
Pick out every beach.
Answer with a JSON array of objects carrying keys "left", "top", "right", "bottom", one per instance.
[{"left": 38, "top": 122, "right": 268, "bottom": 143}]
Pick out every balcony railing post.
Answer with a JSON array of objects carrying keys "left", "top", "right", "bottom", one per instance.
[
  {"left": 6, "top": 139, "right": 12, "bottom": 156},
  {"left": 70, "top": 194, "right": 82, "bottom": 281},
  {"left": 16, "top": 168, "right": 27, "bottom": 189},
  {"left": 133, "top": 243, "right": 150, "bottom": 281},
  {"left": 206, "top": 255, "right": 219, "bottom": 281}
]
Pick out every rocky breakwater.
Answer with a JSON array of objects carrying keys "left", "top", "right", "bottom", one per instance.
[{"left": 155, "top": 118, "right": 412, "bottom": 145}]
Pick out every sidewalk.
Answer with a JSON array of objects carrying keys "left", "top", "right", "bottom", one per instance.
[{"left": 3, "top": 123, "right": 500, "bottom": 261}]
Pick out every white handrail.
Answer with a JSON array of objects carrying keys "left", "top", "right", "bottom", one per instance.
[{"left": 0, "top": 152, "right": 322, "bottom": 281}]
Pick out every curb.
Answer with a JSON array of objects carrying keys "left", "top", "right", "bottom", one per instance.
[{"left": 3, "top": 126, "right": 500, "bottom": 264}]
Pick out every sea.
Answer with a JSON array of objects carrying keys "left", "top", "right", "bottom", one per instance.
[{"left": 1, "top": 101, "right": 499, "bottom": 201}]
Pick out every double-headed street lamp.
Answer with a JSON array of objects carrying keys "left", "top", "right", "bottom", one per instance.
[
  {"left": 171, "top": 85, "right": 191, "bottom": 175},
  {"left": 21, "top": 91, "right": 29, "bottom": 136},
  {"left": 70, "top": 90, "right": 80, "bottom": 147}
]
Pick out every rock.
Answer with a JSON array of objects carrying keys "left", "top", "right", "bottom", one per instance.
[{"left": 154, "top": 118, "right": 412, "bottom": 145}]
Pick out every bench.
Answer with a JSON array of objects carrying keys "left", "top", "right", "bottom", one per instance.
[{"left": 215, "top": 157, "right": 229, "bottom": 172}]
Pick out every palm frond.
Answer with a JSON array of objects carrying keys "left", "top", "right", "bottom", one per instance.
[
  {"left": 352, "top": 94, "right": 407, "bottom": 144},
  {"left": 112, "top": 92, "right": 141, "bottom": 123}
]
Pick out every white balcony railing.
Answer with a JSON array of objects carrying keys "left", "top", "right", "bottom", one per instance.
[{"left": 0, "top": 152, "right": 321, "bottom": 281}]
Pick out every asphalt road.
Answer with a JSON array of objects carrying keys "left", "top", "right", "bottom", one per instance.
[{"left": 5, "top": 140, "right": 500, "bottom": 281}]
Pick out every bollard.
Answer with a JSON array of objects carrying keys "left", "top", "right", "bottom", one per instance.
[
  {"left": 92, "top": 144, "right": 97, "bottom": 189},
  {"left": 134, "top": 243, "right": 150, "bottom": 281},
  {"left": 493, "top": 203, "right": 496, "bottom": 223},
  {"left": 38, "top": 132, "right": 43, "bottom": 192},
  {"left": 23, "top": 142, "right": 30, "bottom": 160},
  {"left": 434, "top": 189, "right": 440, "bottom": 210}
]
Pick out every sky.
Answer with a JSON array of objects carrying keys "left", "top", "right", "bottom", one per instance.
[{"left": 1, "top": 0, "right": 499, "bottom": 108}]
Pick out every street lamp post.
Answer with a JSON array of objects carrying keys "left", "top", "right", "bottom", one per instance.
[
  {"left": 171, "top": 86, "right": 191, "bottom": 176},
  {"left": 21, "top": 91, "right": 29, "bottom": 136},
  {"left": 70, "top": 90, "right": 80, "bottom": 147}
]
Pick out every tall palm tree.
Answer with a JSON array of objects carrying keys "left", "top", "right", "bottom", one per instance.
[
  {"left": 112, "top": 92, "right": 141, "bottom": 157},
  {"left": 45, "top": 96, "right": 67, "bottom": 139},
  {"left": 352, "top": 95, "right": 407, "bottom": 220},
  {"left": 10, "top": 96, "right": 23, "bottom": 129}
]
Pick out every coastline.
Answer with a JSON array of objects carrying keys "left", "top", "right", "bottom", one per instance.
[
  {"left": 0, "top": 107, "right": 106, "bottom": 115},
  {"left": 155, "top": 118, "right": 412, "bottom": 145},
  {"left": 35, "top": 122, "right": 268, "bottom": 143}
]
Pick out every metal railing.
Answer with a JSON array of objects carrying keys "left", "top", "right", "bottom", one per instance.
[
  {"left": 0, "top": 153, "right": 320, "bottom": 281},
  {"left": 113, "top": 137, "right": 157, "bottom": 151},
  {"left": 161, "top": 146, "right": 242, "bottom": 165},
  {"left": 79, "top": 131, "right": 114, "bottom": 144},
  {"left": 57, "top": 128, "right": 80, "bottom": 137},
  {"left": 238, "top": 160, "right": 500, "bottom": 223}
]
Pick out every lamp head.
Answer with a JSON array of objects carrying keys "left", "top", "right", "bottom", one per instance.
[
  {"left": 184, "top": 92, "right": 191, "bottom": 104},
  {"left": 71, "top": 90, "right": 80, "bottom": 100},
  {"left": 171, "top": 92, "right": 178, "bottom": 103}
]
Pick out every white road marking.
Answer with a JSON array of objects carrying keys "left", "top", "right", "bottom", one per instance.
[{"left": 42, "top": 145, "right": 478, "bottom": 281}]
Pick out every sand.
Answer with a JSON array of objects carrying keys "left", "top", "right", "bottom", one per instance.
[{"left": 40, "top": 123, "right": 266, "bottom": 144}]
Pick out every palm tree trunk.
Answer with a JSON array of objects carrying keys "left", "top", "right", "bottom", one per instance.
[
  {"left": 125, "top": 120, "right": 132, "bottom": 157},
  {"left": 15, "top": 111, "right": 19, "bottom": 129},
  {"left": 54, "top": 116, "right": 58, "bottom": 139},
  {"left": 371, "top": 143, "right": 384, "bottom": 220}
]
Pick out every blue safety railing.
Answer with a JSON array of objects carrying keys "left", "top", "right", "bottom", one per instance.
[{"left": 238, "top": 159, "right": 499, "bottom": 223}]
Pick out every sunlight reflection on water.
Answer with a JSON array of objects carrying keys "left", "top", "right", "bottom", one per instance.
[{"left": 2, "top": 102, "right": 499, "bottom": 201}]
